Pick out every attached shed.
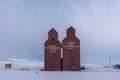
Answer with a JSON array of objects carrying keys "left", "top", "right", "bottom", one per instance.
[{"left": 5, "top": 64, "right": 12, "bottom": 69}]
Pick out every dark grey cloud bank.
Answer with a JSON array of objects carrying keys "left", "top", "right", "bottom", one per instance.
[{"left": 0, "top": 0, "right": 120, "bottom": 65}]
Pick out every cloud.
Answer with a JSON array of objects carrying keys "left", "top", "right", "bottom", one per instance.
[
  {"left": 0, "top": 0, "right": 120, "bottom": 65},
  {"left": 9, "top": 58, "right": 29, "bottom": 62}
]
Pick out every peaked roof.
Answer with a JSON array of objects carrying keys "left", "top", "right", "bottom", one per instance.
[
  {"left": 48, "top": 28, "right": 57, "bottom": 34},
  {"left": 67, "top": 26, "right": 75, "bottom": 31}
]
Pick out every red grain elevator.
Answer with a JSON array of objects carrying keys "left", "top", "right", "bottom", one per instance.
[
  {"left": 62, "top": 26, "right": 80, "bottom": 71},
  {"left": 44, "top": 28, "right": 61, "bottom": 71}
]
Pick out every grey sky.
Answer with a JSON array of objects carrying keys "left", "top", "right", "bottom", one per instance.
[{"left": 0, "top": 0, "right": 120, "bottom": 65}]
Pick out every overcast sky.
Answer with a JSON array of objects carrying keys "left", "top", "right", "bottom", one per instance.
[{"left": 1, "top": 0, "right": 120, "bottom": 66}]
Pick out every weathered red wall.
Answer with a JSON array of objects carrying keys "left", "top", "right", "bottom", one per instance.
[
  {"left": 44, "top": 28, "right": 61, "bottom": 71},
  {"left": 62, "top": 27, "right": 80, "bottom": 71}
]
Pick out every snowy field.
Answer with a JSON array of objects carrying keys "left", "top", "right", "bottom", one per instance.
[
  {"left": 0, "top": 71, "right": 120, "bottom": 80},
  {"left": 1, "top": 70, "right": 120, "bottom": 80},
  {"left": 0, "top": 63, "right": 120, "bottom": 80},
  {"left": 0, "top": 65, "right": 120, "bottom": 80}
]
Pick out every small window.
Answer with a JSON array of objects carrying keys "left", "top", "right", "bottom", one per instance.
[{"left": 51, "top": 38, "right": 54, "bottom": 41}]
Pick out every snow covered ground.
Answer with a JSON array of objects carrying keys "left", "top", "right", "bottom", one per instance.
[{"left": 0, "top": 63, "right": 120, "bottom": 80}]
